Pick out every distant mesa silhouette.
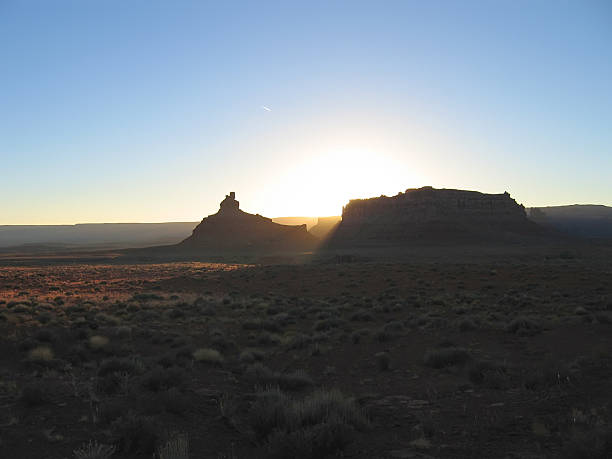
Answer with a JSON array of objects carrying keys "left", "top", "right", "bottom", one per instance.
[
  {"left": 328, "top": 186, "right": 547, "bottom": 246},
  {"left": 180, "top": 192, "right": 316, "bottom": 250},
  {"left": 527, "top": 204, "right": 612, "bottom": 239}
]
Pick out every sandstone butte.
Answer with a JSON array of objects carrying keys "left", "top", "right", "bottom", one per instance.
[
  {"left": 180, "top": 192, "right": 316, "bottom": 250},
  {"left": 328, "top": 186, "right": 547, "bottom": 245}
]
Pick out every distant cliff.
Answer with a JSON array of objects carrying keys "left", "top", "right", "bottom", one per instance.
[
  {"left": 329, "top": 187, "right": 544, "bottom": 245},
  {"left": 528, "top": 205, "right": 612, "bottom": 239},
  {"left": 180, "top": 192, "right": 316, "bottom": 250},
  {"left": 0, "top": 222, "right": 197, "bottom": 249}
]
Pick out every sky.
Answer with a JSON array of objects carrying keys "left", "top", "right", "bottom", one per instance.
[{"left": 1, "top": 0, "right": 611, "bottom": 224}]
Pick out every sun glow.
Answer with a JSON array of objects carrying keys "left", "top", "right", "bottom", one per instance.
[{"left": 260, "top": 148, "right": 421, "bottom": 217}]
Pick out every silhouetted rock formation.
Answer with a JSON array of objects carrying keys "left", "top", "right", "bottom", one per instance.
[
  {"left": 329, "top": 187, "right": 544, "bottom": 245},
  {"left": 180, "top": 192, "right": 316, "bottom": 250}
]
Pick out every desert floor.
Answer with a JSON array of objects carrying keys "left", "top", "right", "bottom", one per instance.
[{"left": 1, "top": 245, "right": 611, "bottom": 458}]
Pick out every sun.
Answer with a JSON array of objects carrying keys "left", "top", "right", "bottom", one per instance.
[{"left": 262, "top": 149, "right": 419, "bottom": 217}]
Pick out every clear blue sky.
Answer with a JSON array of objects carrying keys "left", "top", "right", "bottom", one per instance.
[{"left": 1, "top": 0, "right": 610, "bottom": 224}]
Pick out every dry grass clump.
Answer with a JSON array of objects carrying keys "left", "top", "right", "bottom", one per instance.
[
  {"left": 73, "top": 440, "right": 116, "bottom": 459},
  {"left": 192, "top": 348, "right": 224, "bottom": 365},
  {"left": 249, "top": 387, "right": 367, "bottom": 459},
  {"left": 156, "top": 432, "right": 189, "bottom": 459},
  {"left": 27, "top": 345, "right": 54, "bottom": 363},
  {"left": 89, "top": 335, "right": 110, "bottom": 350}
]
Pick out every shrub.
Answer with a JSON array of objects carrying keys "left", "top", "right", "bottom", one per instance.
[
  {"left": 424, "top": 347, "right": 472, "bottom": 369},
  {"left": 27, "top": 346, "right": 54, "bottom": 363},
  {"left": 248, "top": 387, "right": 367, "bottom": 458},
  {"left": 192, "top": 348, "right": 224, "bottom": 365},
  {"left": 89, "top": 335, "right": 109, "bottom": 350}
]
